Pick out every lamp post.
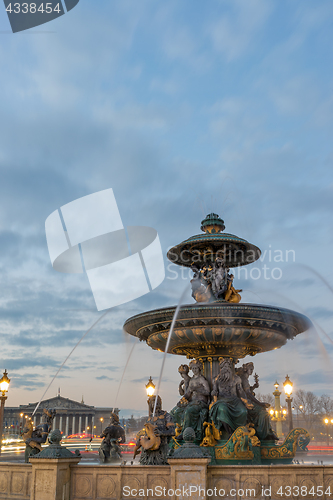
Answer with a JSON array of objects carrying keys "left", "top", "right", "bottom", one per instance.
[
  {"left": 145, "top": 376, "right": 155, "bottom": 416},
  {"left": 324, "top": 418, "right": 329, "bottom": 446},
  {"left": 323, "top": 418, "right": 333, "bottom": 446},
  {"left": 100, "top": 417, "right": 104, "bottom": 435},
  {"left": 283, "top": 374, "right": 293, "bottom": 432},
  {"left": 296, "top": 405, "right": 303, "bottom": 427},
  {"left": 0, "top": 370, "right": 10, "bottom": 456},
  {"left": 272, "top": 381, "right": 284, "bottom": 438}
]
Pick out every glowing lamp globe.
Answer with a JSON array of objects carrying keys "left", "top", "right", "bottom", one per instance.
[
  {"left": 283, "top": 375, "right": 293, "bottom": 397},
  {"left": 0, "top": 370, "right": 10, "bottom": 395},
  {"left": 145, "top": 376, "right": 155, "bottom": 397}
]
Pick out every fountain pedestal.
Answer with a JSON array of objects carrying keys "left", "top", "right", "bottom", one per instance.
[
  {"left": 169, "top": 458, "right": 211, "bottom": 500},
  {"left": 29, "top": 430, "right": 81, "bottom": 500}
]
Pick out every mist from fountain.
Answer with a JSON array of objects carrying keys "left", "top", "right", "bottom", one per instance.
[
  {"left": 245, "top": 286, "right": 333, "bottom": 381},
  {"left": 32, "top": 308, "right": 112, "bottom": 417},
  {"left": 114, "top": 339, "right": 138, "bottom": 407},
  {"left": 152, "top": 284, "right": 191, "bottom": 417}
]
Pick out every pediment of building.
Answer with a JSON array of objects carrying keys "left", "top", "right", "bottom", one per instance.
[{"left": 20, "top": 396, "right": 94, "bottom": 411}]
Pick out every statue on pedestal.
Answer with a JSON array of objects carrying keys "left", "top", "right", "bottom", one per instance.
[
  {"left": 224, "top": 274, "right": 242, "bottom": 303},
  {"left": 236, "top": 362, "right": 278, "bottom": 441},
  {"left": 211, "top": 258, "right": 227, "bottom": 299},
  {"left": 170, "top": 365, "right": 191, "bottom": 429},
  {"left": 134, "top": 396, "right": 175, "bottom": 465},
  {"left": 190, "top": 258, "right": 242, "bottom": 303},
  {"left": 190, "top": 265, "right": 213, "bottom": 302},
  {"left": 99, "top": 411, "right": 126, "bottom": 463},
  {"left": 209, "top": 358, "right": 252, "bottom": 438},
  {"left": 22, "top": 409, "right": 56, "bottom": 462},
  {"left": 175, "top": 359, "right": 210, "bottom": 442}
]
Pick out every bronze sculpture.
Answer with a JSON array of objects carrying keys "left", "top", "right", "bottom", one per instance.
[
  {"left": 99, "top": 411, "right": 126, "bottom": 463},
  {"left": 209, "top": 358, "right": 251, "bottom": 438},
  {"left": 134, "top": 396, "right": 175, "bottom": 465},
  {"left": 224, "top": 273, "right": 242, "bottom": 303},
  {"left": 235, "top": 362, "right": 278, "bottom": 441},
  {"left": 190, "top": 264, "right": 212, "bottom": 302},
  {"left": 170, "top": 365, "right": 191, "bottom": 429},
  {"left": 175, "top": 359, "right": 210, "bottom": 442},
  {"left": 191, "top": 257, "right": 242, "bottom": 304},
  {"left": 22, "top": 408, "right": 56, "bottom": 462}
]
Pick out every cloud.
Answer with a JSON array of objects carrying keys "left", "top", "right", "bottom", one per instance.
[
  {"left": 207, "top": 0, "right": 273, "bottom": 61},
  {"left": 307, "top": 307, "right": 333, "bottom": 321},
  {"left": 296, "top": 369, "right": 333, "bottom": 389}
]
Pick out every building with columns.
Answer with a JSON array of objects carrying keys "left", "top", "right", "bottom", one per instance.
[{"left": 4, "top": 394, "right": 114, "bottom": 437}]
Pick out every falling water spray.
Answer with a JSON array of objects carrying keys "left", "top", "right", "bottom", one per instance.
[{"left": 152, "top": 284, "right": 191, "bottom": 417}]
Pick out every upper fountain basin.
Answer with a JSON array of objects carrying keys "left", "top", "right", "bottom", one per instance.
[
  {"left": 167, "top": 232, "right": 261, "bottom": 268},
  {"left": 123, "top": 302, "right": 312, "bottom": 359}
]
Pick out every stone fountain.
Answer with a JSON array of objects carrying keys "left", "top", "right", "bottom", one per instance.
[{"left": 124, "top": 214, "right": 311, "bottom": 465}]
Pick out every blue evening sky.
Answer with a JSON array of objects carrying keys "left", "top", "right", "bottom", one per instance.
[{"left": 0, "top": 0, "right": 333, "bottom": 415}]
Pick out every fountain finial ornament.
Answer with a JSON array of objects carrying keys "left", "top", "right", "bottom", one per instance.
[
  {"left": 172, "top": 427, "right": 211, "bottom": 459},
  {"left": 200, "top": 213, "right": 225, "bottom": 234}
]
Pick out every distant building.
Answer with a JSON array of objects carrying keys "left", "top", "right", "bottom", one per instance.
[{"left": 4, "top": 395, "right": 115, "bottom": 436}]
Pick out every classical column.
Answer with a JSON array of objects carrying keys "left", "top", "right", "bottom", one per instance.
[
  {"left": 59, "top": 415, "right": 63, "bottom": 434},
  {"left": 33, "top": 416, "right": 36, "bottom": 427},
  {"left": 52, "top": 415, "right": 56, "bottom": 430},
  {"left": 72, "top": 415, "right": 76, "bottom": 435},
  {"left": 85, "top": 415, "right": 88, "bottom": 432},
  {"left": 65, "top": 416, "right": 69, "bottom": 437},
  {"left": 78, "top": 415, "right": 82, "bottom": 434},
  {"left": 92, "top": 415, "right": 95, "bottom": 436}
]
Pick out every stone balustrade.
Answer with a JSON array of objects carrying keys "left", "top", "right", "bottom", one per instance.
[{"left": 1, "top": 459, "right": 333, "bottom": 499}]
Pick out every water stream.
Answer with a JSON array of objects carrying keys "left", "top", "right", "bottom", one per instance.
[
  {"left": 114, "top": 339, "right": 138, "bottom": 408},
  {"left": 32, "top": 308, "right": 112, "bottom": 417},
  {"left": 152, "top": 284, "right": 191, "bottom": 417}
]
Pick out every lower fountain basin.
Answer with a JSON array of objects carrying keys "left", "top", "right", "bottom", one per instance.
[{"left": 123, "top": 303, "right": 312, "bottom": 359}]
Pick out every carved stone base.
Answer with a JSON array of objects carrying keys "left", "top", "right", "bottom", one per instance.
[{"left": 172, "top": 427, "right": 310, "bottom": 466}]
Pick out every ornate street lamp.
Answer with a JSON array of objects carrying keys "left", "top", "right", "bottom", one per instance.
[
  {"left": 323, "top": 418, "right": 333, "bottom": 446},
  {"left": 324, "top": 418, "right": 330, "bottom": 446},
  {"left": 283, "top": 374, "right": 293, "bottom": 432},
  {"left": 145, "top": 376, "right": 155, "bottom": 415},
  {"left": 0, "top": 370, "right": 10, "bottom": 455},
  {"left": 145, "top": 376, "right": 155, "bottom": 397},
  {"left": 272, "top": 381, "right": 284, "bottom": 438}
]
